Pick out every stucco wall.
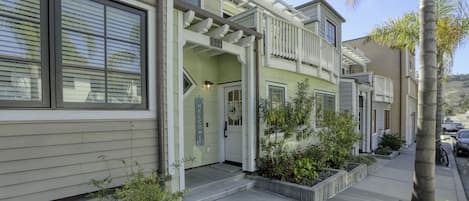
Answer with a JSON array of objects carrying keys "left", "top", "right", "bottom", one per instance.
[{"left": 344, "top": 38, "right": 402, "bottom": 136}]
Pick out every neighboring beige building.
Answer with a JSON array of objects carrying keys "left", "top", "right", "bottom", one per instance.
[{"left": 344, "top": 37, "right": 418, "bottom": 147}]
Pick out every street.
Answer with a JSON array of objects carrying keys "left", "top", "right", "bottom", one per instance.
[{"left": 446, "top": 113, "right": 469, "bottom": 200}]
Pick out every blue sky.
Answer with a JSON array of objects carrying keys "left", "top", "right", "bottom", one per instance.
[{"left": 289, "top": 0, "right": 469, "bottom": 74}]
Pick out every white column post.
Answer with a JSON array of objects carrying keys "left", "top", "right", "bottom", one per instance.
[
  {"left": 296, "top": 28, "right": 302, "bottom": 73},
  {"left": 166, "top": 0, "right": 175, "bottom": 177},
  {"left": 246, "top": 44, "right": 256, "bottom": 172}
]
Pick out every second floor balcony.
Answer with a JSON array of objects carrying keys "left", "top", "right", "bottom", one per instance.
[{"left": 232, "top": 9, "right": 341, "bottom": 84}]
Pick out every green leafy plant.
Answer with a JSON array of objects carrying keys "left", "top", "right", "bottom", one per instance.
[
  {"left": 292, "top": 158, "right": 320, "bottom": 184},
  {"left": 379, "top": 133, "right": 404, "bottom": 151},
  {"left": 260, "top": 79, "right": 315, "bottom": 164},
  {"left": 88, "top": 159, "right": 185, "bottom": 201},
  {"left": 317, "top": 111, "right": 362, "bottom": 169}
]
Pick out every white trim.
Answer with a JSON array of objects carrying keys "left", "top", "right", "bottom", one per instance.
[
  {"left": 177, "top": 11, "right": 186, "bottom": 190},
  {"left": 0, "top": 0, "right": 156, "bottom": 122},
  {"left": 167, "top": 0, "right": 175, "bottom": 176},
  {"left": 265, "top": 81, "right": 288, "bottom": 102},
  {"left": 217, "top": 81, "right": 242, "bottom": 164}
]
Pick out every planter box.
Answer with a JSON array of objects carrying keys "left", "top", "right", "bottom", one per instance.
[
  {"left": 248, "top": 169, "right": 348, "bottom": 201},
  {"left": 374, "top": 151, "right": 399, "bottom": 160},
  {"left": 345, "top": 163, "right": 367, "bottom": 188}
]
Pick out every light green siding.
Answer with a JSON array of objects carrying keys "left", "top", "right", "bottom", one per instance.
[{"left": 182, "top": 49, "right": 241, "bottom": 169}]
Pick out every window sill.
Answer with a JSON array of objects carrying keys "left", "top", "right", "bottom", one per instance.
[{"left": 0, "top": 109, "right": 156, "bottom": 122}]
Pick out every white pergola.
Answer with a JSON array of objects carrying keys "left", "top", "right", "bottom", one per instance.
[
  {"left": 342, "top": 45, "right": 370, "bottom": 69},
  {"left": 225, "top": 0, "right": 309, "bottom": 26}
]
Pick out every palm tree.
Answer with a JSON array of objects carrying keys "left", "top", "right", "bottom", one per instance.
[
  {"left": 413, "top": 1, "right": 437, "bottom": 200},
  {"left": 369, "top": 0, "right": 469, "bottom": 166},
  {"left": 366, "top": 0, "right": 469, "bottom": 200}
]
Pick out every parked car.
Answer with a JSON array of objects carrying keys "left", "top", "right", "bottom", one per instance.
[
  {"left": 455, "top": 123, "right": 464, "bottom": 130},
  {"left": 454, "top": 129, "right": 469, "bottom": 157},
  {"left": 443, "top": 122, "right": 459, "bottom": 132}
]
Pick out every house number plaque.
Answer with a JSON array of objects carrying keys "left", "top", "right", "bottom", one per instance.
[{"left": 195, "top": 96, "right": 204, "bottom": 146}]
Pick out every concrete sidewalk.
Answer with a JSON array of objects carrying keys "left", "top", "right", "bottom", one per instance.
[{"left": 329, "top": 144, "right": 467, "bottom": 201}]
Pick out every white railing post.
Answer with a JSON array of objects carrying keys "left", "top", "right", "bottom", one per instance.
[
  {"left": 297, "top": 28, "right": 302, "bottom": 72},
  {"left": 318, "top": 39, "right": 323, "bottom": 76},
  {"left": 265, "top": 16, "right": 272, "bottom": 67}
]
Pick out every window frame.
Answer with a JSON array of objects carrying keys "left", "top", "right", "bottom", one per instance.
[
  {"left": 56, "top": 0, "right": 148, "bottom": 110},
  {"left": 0, "top": 0, "right": 51, "bottom": 108},
  {"left": 325, "top": 20, "right": 337, "bottom": 47},
  {"left": 0, "top": 0, "right": 149, "bottom": 110},
  {"left": 266, "top": 82, "right": 287, "bottom": 108},
  {"left": 315, "top": 91, "right": 336, "bottom": 127}
]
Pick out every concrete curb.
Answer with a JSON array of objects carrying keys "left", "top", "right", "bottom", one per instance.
[{"left": 448, "top": 150, "right": 468, "bottom": 201}]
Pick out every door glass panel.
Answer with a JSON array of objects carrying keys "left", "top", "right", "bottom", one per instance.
[{"left": 227, "top": 89, "right": 242, "bottom": 126}]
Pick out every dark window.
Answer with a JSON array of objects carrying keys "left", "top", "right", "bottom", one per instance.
[
  {"left": 183, "top": 71, "right": 195, "bottom": 94},
  {"left": 316, "top": 92, "right": 336, "bottom": 127},
  {"left": 181, "top": 0, "right": 201, "bottom": 7},
  {"left": 372, "top": 109, "right": 376, "bottom": 133},
  {"left": 0, "top": 0, "right": 148, "bottom": 109},
  {"left": 384, "top": 110, "right": 391, "bottom": 129},
  {"left": 268, "top": 84, "right": 285, "bottom": 109},
  {"left": 223, "top": 12, "right": 232, "bottom": 18},
  {"left": 325, "top": 20, "right": 336, "bottom": 46}
]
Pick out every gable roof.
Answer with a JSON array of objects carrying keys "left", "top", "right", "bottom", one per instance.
[{"left": 295, "top": 0, "right": 346, "bottom": 22}]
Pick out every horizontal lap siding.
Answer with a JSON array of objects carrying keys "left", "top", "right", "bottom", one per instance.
[{"left": 0, "top": 119, "right": 159, "bottom": 201}]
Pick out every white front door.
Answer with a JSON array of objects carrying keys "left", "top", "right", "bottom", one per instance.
[{"left": 224, "top": 85, "right": 242, "bottom": 163}]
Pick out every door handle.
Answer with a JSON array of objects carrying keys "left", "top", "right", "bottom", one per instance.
[{"left": 224, "top": 121, "right": 228, "bottom": 138}]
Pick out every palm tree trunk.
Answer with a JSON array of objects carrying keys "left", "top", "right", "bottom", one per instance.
[
  {"left": 435, "top": 53, "right": 444, "bottom": 164},
  {"left": 412, "top": 0, "right": 437, "bottom": 200}
]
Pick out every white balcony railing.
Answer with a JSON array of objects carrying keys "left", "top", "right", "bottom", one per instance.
[
  {"left": 264, "top": 15, "right": 340, "bottom": 82},
  {"left": 374, "top": 75, "right": 393, "bottom": 103}
]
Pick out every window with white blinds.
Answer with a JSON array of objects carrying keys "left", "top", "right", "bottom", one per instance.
[
  {"left": 0, "top": 0, "right": 148, "bottom": 109},
  {"left": 61, "top": 0, "right": 146, "bottom": 107},
  {"left": 0, "top": 0, "right": 44, "bottom": 105}
]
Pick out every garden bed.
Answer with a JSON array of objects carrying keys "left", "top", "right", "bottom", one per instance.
[
  {"left": 345, "top": 163, "right": 367, "bottom": 188},
  {"left": 249, "top": 169, "right": 348, "bottom": 201},
  {"left": 374, "top": 150, "right": 400, "bottom": 160}
]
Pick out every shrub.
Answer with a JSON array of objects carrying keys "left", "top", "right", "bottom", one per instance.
[
  {"left": 347, "top": 155, "right": 377, "bottom": 166},
  {"left": 89, "top": 163, "right": 184, "bottom": 201},
  {"left": 292, "top": 158, "right": 320, "bottom": 185},
  {"left": 375, "top": 146, "right": 392, "bottom": 155},
  {"left": 317, "top": 111, "right": 362, "bottom": 169},
  {"left": 379, "top": 134, "right": 403, "bottom": 150}
]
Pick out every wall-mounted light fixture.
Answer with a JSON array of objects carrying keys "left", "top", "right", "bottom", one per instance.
[{"left": 204, "top": 80, "right": 214, "bottom": 89}]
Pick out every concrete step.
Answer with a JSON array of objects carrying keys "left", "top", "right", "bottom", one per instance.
[{"left": 183, "top": 174, "right": 255, "bottom": 201}]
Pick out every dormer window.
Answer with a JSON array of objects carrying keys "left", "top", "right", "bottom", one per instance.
[{"left": 326, "top": 20, "right": 336, "bottom": 46}]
